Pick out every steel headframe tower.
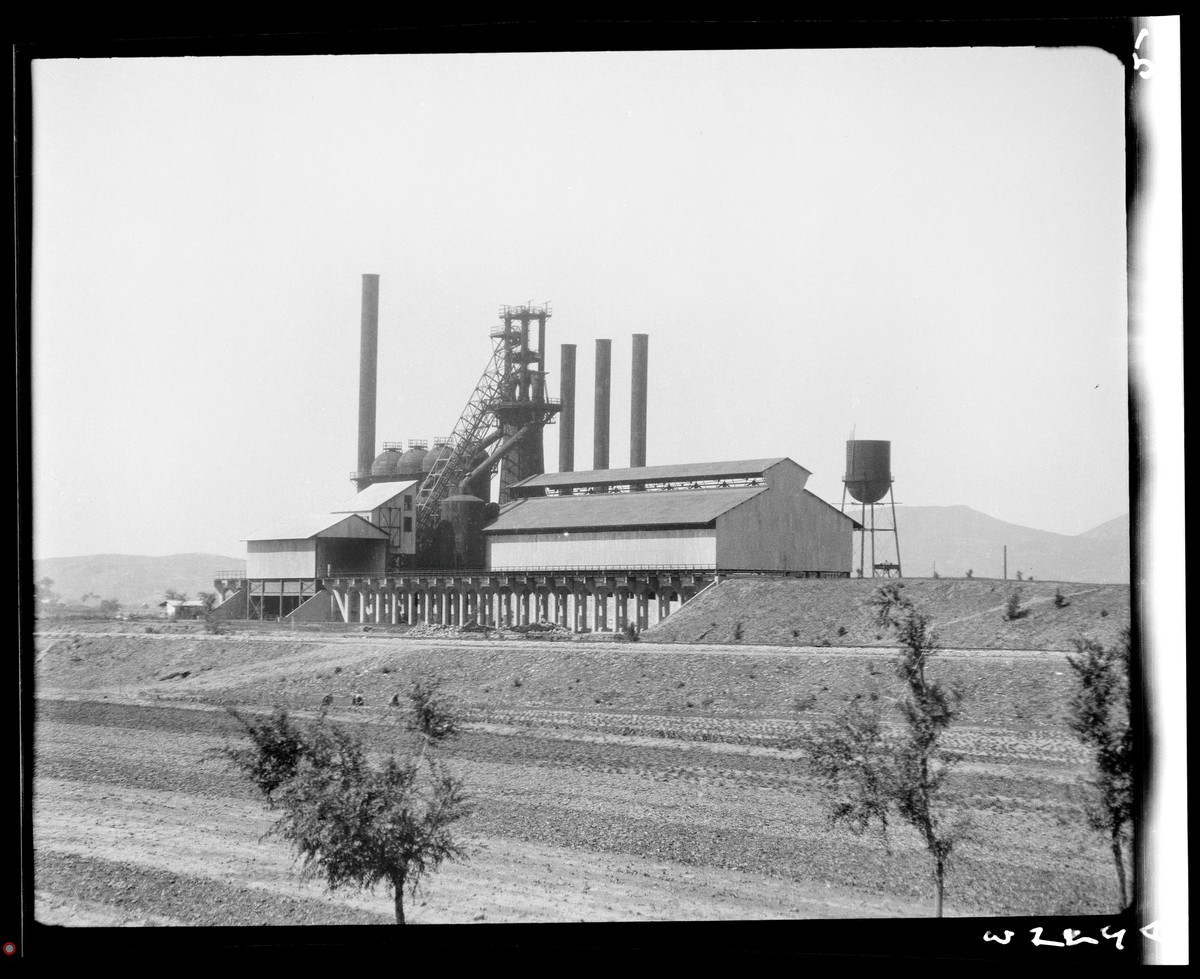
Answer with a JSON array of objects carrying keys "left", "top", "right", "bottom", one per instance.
[
  {"left": 841, "top": 439, "right": 902, "bottom": 578},
  {"left": 491, "top": 303, "right": 561, "bottom": 504}
]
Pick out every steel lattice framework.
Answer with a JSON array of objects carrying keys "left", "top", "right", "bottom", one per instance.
[{"left": 412, "top": 339, "right": 508, "bottom": 547}]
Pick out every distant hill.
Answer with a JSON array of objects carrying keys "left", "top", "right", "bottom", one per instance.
[
  {"left": 1077, "top": 513, "right": 1130, "bottom": 542},
  {"left": 33, "top": 553, "right": 245, "bottom": 609},
  {"left": 879, "top": 506, "right": 1129, "bottom": 583}
]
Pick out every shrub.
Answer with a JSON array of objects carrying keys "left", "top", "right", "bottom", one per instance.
[
  {"left": 1054, "top": 589, "right": 1070, "bottom": 608},
  {"left": 1004, "top": 589, "right": 1026, "bottom": 621},
  {"left": 224, "top": 682, "right": 469, "bottom": 924},
  {"left": 803, "top": 584, "right": 967, "bottom": 917},
  {"left": 1066, "top": 630, "right": 1133, "bottom": 910}
]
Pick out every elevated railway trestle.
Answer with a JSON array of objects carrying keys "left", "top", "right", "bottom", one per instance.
[{"left": 214, "top": 567, "right": 847, "bottom": 630}]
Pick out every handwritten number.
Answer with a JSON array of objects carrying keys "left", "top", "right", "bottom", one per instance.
[
  {"left": 1030, "top": 927, "right": 1066, "bottom": 947},
  {"left": 984, "top": 930, "right": 1014, "bottom": 944},
  {"left": 1132, "top": 29, "right": 1155, "bottom": 78},
  {"left": 1100, "top": 926, "right": 1126, "bottom": 950}
]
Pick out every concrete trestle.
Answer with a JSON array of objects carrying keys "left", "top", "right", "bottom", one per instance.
[{"left": 322, "top": 570, "right": 714, "bottom": 632}]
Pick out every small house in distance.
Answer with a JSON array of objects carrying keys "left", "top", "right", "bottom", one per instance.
[{"left": 159, "top": 599, "right": 207, "bottom": 620}]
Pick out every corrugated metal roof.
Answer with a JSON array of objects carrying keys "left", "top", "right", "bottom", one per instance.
[
  {"left": 483, "top": 486, "right": 766, "bottom": 534},
  {"left": 330, "top": 479, "right": 418, "bottom": 514},
  {"left": 515, "top": 458, "right": 793, "bottom": 490},
  {"left": 245, "top": 512, "right": 389, "bottom": 542}
]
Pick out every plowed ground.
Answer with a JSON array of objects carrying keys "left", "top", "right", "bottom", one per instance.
[{"left": 33, "top": 628, "right": 1121, "bottom": 929}]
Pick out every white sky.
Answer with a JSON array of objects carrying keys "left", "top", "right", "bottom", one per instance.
[{"left": 31, "top": 45, "right": 1131, "bottom": 559}]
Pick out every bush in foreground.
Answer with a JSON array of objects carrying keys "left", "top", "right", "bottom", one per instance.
[
  {"left": 1066, "top": 629, "right": 1133, "bottom": 911},
  {"left": 802, "top": 583, "right": 967, "bottom": 917},
  {"left": 224, "top": 679, "right": 470, "bottom": 923}
]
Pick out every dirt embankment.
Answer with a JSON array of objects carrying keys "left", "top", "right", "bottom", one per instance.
[
  {"left": 648, "top": 577, "right": 1130, "bottom": 649},
  {"left": 32, "top": 621, "right": 1126, "bottom": 930}
]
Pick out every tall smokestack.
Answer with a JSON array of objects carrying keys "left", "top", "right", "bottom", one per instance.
[
  {"left": 630, "top": 333, "right": 648, "bottom": 468},
  {"left": 559, "top": 344, "right": 576, "bottom": 473},
  {"left": 593, "top": 339, "right": 611, "bottom": 471},
  {"left": 356, "top": 274, "right": 379, "bottom": 489}
]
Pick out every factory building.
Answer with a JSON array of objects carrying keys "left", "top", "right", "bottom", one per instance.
[
  {"left": 215, "top": 275, "right": 860, "bottom": 628},
  {"left": 487, "top": 459, "right": 854, "bottom": 574},
  {"left": 233, "top": 513, "right": 388, "bottom": 620}
]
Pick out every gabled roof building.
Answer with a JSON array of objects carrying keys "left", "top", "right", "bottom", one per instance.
[{"left": 484, "top": 458, "right": 857, "bottom": 573}]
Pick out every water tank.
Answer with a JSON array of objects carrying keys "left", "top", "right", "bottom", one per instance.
[
  {"left": 398, "top": 444, "right": 430, "bottom": 477},
  {"left": 844, "top": 440, "right": 892, "bottom": 504},
  {"left": 425, "top": 441, "right": 454, "bottom": 472},
  {"left": 369, "top": 446, "right": 403, "bottom": 476}
]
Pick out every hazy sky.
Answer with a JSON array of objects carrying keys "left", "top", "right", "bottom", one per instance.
[{"left": 31, "top": 45, "right": 1132, "bottom": 560}]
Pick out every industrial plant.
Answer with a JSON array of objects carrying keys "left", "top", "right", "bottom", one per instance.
[{"left": 214, "top": 275, "right": 900, "bottom": 629}]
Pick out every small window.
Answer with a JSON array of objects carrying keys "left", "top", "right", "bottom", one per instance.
[
  {"left": 404, "top": 495, "right": 413, "bottom": 511},
  {"left": 403, "top": 516, "right": 413, "bottom": 532}
]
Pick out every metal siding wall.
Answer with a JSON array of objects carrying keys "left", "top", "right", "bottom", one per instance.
[
  {"left": 716, "top": 468, "right": 853, "bottom": 572},
  {"left": 246, "top": 540, "right": 317, "bottom": 578},
  {"left": 487, "top": 529, "right": 716, "bottom": 568}
]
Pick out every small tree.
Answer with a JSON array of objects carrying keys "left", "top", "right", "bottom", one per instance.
[
  {"left": 965, "top": 569, "right": 974, "bottom": 579},
  {"left": 198, "top": 590, "right": 218, "bottom": 612},
  {"left": 36, "top": 576, "right": 59, "bottom": 604},
  {"left": 1054, "top": 589, "right": 1070, "bottom": 609},
  {"left": 225, "top": 679, "right": 469, "bottom": 924},
  {"left": 1066, "top": 629, "right": 1133, "bottom": 910},
  {"left": 804, "top": 584, "right": 965, "bottom": 916},
  {"left": 1004, "top": 589, "right": 1025, "bottom": 620},
  {"left": 98, "top": 598, "right": 121, "bottom": 616},
  {"left": 164, "top": 588, "right": 189, "bottom": 602}
]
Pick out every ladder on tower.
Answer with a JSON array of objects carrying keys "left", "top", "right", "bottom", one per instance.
[{"left": 413, "top": 339, "right": 507, "bottom": 544}]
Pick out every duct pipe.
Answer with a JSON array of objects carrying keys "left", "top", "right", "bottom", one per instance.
[
  {"left": 630, "top": 333, "right": 648, "bottom": 468},
  {"left": 457, "top": 425, "right": 533, "bottom": 495},
  {"left": 559, "top": 344, "right": 576, "bottom": 473},
  {"left": 594, "top": 339, "right": 611, "bottom": 471},
  {"left": 356, "top": 274, "right": 380, "bottom": 488}
]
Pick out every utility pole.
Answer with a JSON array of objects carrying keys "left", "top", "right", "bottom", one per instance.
[{"left": 1003, "top": 545, "right": 1008, "bottom": 580}]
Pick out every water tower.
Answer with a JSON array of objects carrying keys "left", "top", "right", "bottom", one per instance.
[{"left": 842, "top": 440, "right": 902, "bottom": 577}]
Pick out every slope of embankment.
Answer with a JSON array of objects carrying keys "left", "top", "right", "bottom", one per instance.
[{"left": 646, "top": 577, "right": 1130, "bottom": 650}]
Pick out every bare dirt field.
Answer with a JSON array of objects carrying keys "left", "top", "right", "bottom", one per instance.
[{"left": 30, "top": 619, "right": 1126, "bottom": 937}]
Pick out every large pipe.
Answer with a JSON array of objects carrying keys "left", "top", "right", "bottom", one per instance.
[
  {"left": 356, "top": 274, "right": 380, "bottom": 487},
  {"left": 559, "top": 344, "right": 576, "bottom": 473},
  {"left": 458, "top": 425, "right": 533, "bottom": 494},
  {"left": 593, "top": 338, "right": 611, "bottom": 471},
  {"left": 630, "top": 333, "right": 648, "bottom": 468}
]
